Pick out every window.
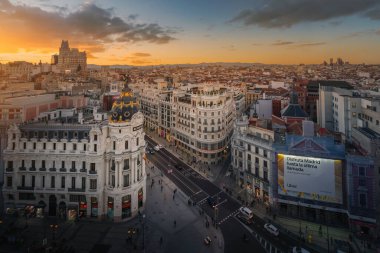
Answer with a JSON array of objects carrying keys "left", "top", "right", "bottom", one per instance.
[
  {"left": 94, "top": 144, "right": 97, "bottom": 152},
  {"left": 264, "top": 171, "right": 268, "bottom": 181},
  {"left": 136, "top": 138, "right": 139, "bottom": 146},
  {"left": 255, "top": 147, "right": 259, "bottom": 154},
  {"left": 33, "top": 143, "right": 36, "bottom": 149},
  {"left": 90, "top": 179, "right": 97, "bottom": 190},
  {"left": 255, "top": 167, "right": 259, "bottom": 176},
  {"left": 123, "top": 175, "right": 130, "bottom": 187},
  {"left": 83, "top": 161, "right": 86, "bottom": 170},
  {"left": 61, "top": 177, "right": 65, "bottom": 188},
  {"left": 71, "top": 177, "right": 76, "bottom": 188},
  {"left": 42, "top": 176, "right": 45, "bottom": 188},
  {"left": 6, "top": 176, "right": 12, "bottom": 187},
  {"left": 247, "top": 154, "right": 251, "bottom": 161},
  {"left": 42, "top": 160, "right": 46, "bottom": 169},
  {"left": 359, "top": 193, "right": 367, "bottom": 207},
  {"left": 31, "top": 176, "right": 35, "bottom": 187},
  {"left": 84, "top": 144, "right": 87, "bottom": 151},
  {"left": 112, "top": 175, "right": 115, "bottom": 187},
  {"left": 358, "top": 179, "right": 366, "bottom": 187},
  {"left": 264, "top": 150, "right": 268, "bottom": 158},
  {"left": 264, "top": 160, "right": 268, "bottom": 168},
  {"left": 248, "top": 145, "right": 251, "bottom": 151},
  {"left": 43, "top": 143, "right": 46, "bottom": 149},
  {"left": 61, "top": 161, "right": 65, "bottom": 169},
  {"left": 53, "top": 143, "right": 56, "bottom": 150},
  {"left": 63, "top": 143, "right": 66, "bottom": 150},
  {"left": 94, "top": 134, "right": 97, "bottom": 141},
  {"left": 21, "top": 160, "right": 25, "bottom": 168},
  {"left": 73, "top": 144, "right": 77, "bottom": 150},
  {"left": 7, "top": 161, "right": 13, "bottom": 169},
  {"left": 51, "top": 176, "right": 55, "bottom": 188},
  {"left": 31, "top": 160, "right": 35, "bottom": 168},
  {"left": 23, "top": 142, "right": 26, "bottom": 149},
  {"left": 90, "top": 163, "right": 96, "bottom": 172},
  {"left": 359, "top": 167, "right": 366, "bottom": 177},
  {"left": 81, "top": 177, "right": 86, "bottom": 190},
  {"left": 125, "top": 141, "right": 128, "bottom": 149},
  {"left": 72, "top": 161, "right": 76, "bottom": 169},
  {"left": 113, "top": 141, "right": 116, "bottom": 150},
  {"left": 124, "top": 160, "right": 129, "bottom": 170}
]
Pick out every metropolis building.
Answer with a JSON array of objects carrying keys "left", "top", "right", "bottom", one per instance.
[{"left": 2, "top": 89, "right": 146, "bottom": 222}]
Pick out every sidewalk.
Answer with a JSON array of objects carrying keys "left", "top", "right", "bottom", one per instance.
[
  {"left": 146, "top": 130, "right": 228, "bottom": 183},
  {"left": 221, "top": 175, "right": 377, "bottom": 253}
]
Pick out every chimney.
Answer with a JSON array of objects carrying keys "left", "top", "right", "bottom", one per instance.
[{"left": 302, "top": 120, "right": 314, "bottom": 137}]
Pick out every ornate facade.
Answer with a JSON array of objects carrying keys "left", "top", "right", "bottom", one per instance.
[{"left": 2, "top": 90, "right": 146, "bottom": 222}]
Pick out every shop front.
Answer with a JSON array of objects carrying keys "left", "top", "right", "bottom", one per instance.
[
  {"left": 122, "top": 195, "right": 131, "bottom": 219},
  {"left": 79, "top": 202, "right": 87, "bottom": 218},
  {"left": 36, "top": 201, "right": 46, "bottom": 218},
  {"left": 67, "top": 205, "right": 77, "bottom": 221},
  {"left": 91, "top": 197, "right": 98, "bottom": 218},
  {"left": 138, "top": 188, "right": 143, "bottom": 208},
  {"left": 107, "top": 197, "right": 114, "bottom": 219}
]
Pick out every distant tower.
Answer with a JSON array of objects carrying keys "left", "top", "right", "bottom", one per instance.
[{"left": 59, "top": 40, "right": 70, "bottom": 55}]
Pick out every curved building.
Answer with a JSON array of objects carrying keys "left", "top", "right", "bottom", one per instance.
[{"left": 2, "top": 89, "right": 146, "bottom": 222}]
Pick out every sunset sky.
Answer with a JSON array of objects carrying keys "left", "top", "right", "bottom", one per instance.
[{"left": 1, "top": 0, "right": 380, "bottom": 65}]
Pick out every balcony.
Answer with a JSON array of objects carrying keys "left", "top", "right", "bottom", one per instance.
[
  {"left": 80, "top": 168, "right": 87, "bottom": 173},
  {"left": 70, "top": 168, "right": 77, "bottom": 172},
  {"left": 39, "top": 168, "right": 47, "bottom": 172},
  {"left": 89, "top": 170, "right": 97, "bottom": 174},
  {"left": 59, "top": 168, "right": 66, "bottom": 172},
  {"left": 17, "top": 186, "right": 34, "bottom": 191},
  {"left": 68, "top": 188, "right": 85, "bottom": 192},
  {"left": 19, "top": 167, "right": 26, "bottom": 171},
  {"left": 29, "top": 167, "right": 36, "bottom": 172},
  {"left": 49, "top": 168, "right": 56, "bottom": 172},
  {"left": 5, "top": 167, "right": 13, "bottom": 172}
]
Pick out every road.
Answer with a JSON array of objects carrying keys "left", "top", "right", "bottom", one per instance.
[{"left": 145, "top": 135, "right": 319, "bottom": 253}]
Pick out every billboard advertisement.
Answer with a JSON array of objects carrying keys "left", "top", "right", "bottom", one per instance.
[{"left": 277, "top": 154, "right": 343, "bottom": 204}]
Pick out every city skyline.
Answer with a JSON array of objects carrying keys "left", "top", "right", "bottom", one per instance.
[{"left": 1, "top": 0, "right": 380, "bottom": 65}]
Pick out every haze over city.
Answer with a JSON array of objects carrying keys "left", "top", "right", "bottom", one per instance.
[{"left": 1, "top": 0, "right": 380, "bottom": 65}]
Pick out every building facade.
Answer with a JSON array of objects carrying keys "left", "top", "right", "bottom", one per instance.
[
  {"left": 172, "top": 85, "right": 236, "bottom": 164},
  {"left": 2, "top": 91, "right": 146, "bottom": 222},
  {"left": 55, "top": 40, "right": 87, "bottom": 74}
]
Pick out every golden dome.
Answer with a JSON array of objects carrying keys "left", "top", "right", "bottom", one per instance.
[{"left": 109, "top": 90, "right": 139, "bottom": 123}]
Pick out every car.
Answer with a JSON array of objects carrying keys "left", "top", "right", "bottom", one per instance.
[
  {"left": 292, "top": 247, "right": 310, "bottom": 253},
  {"left": 174, "top": 164, "right": 183, "bottom": 170},
  {"left": 264, "top": 223, "right": 279, "bottom": 236},
  {"left": 204, "top": 236, "right": 212, "bottom": 246},
  {"left": 239, "top": 207, "right": 253, "bottom": 219},
  {"left": 207, "top": 196, "right": 217, "bottom": 208},
  {"left": 237, "top": 214, "right": 253, "bottom": 224},
  {"left": 154, "top": 145, "right": 160, "bottom": 151}
]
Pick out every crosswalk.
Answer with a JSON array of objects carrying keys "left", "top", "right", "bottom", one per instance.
[{"left": 218, "top": 209, "right": 240, "bottom": 225}]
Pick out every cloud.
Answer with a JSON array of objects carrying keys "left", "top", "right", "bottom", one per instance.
[
  {"left": 130, "top": 59, "right": 152, "bottom": 65},
  {"left": 0, "top": 0, "right": 176, "bottom": 50},
  {"left": 230, "top": 0, "right": 380, "bottom": 28},
  {"left": 297, "top": 42, "right": 326, "bottom": 47},
  {"left": 272, "top": 40, "right": 294, "bottom": 46},
  {"left": 132, "top": 52, "right": 151, "bottom": 57},
  {"left": 365, "top": 8, "right": 380, "bottom": 20}
]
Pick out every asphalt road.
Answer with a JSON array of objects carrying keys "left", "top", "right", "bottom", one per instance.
[{"left": 145, "top": 135, "right": 319, "bottom": 253}]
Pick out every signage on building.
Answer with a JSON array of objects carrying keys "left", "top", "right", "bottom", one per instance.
[
  {"left": 133, "top": 125, "right": 143, "bottom": 131},
  {"left": 277, "top": 154, "right": 343, "bottom": 204}
]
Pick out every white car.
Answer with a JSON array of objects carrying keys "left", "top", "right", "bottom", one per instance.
[
  {"left": 264, "top": 223, "right": 279, "bottom": 236},
  {"left": 292, "top": 247, "right": 310, "bottom": 253}
]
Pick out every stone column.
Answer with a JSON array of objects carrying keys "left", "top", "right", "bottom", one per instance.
[
  {"left": 115, "top": 161, "right": 119, "bottom": 188},
  {"left": 105, "top": 158, "right": 109, "bottom": 187},
  {"left": 119, "top": 161, "right": 123, "bottom": 188},
  {"left": 131, "top": 157, "right": 135, "bottom": 184}
]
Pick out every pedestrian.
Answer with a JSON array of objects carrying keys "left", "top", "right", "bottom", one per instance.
[
  {"left": 174, "top": 220, "right": 176, "bottom": 227},
  {"left": 160, "top": 236, "right": 163, "bottom": 246},
  {"left": 161, "top": 185, "right": 163, "bottom": 192}
]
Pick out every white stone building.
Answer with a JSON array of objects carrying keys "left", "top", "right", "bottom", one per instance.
[
  {"left": 172, "top": 85, "right": 236, "bottom": 164},
  {"left": 54, "top": 40, "right": 87, "bottom": 74},
  {"left": 232, "top": 116, "right": 274, "bottom": 205},
  {"left": 2, "top": 90, "right": 146, "bottom": 222}
]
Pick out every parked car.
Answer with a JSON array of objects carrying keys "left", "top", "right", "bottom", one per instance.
[
  {"left": 292, "top": 247, "right": 310, "bottom": 253},
  {"left": 204, "top": 236, "right": 212, "bottom": 246},
  {"left": 264, "top": 223, "right": 279, "bottom": 236}
]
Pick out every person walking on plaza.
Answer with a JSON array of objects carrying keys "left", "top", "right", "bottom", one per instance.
[
  {"left": 160, "top": 236, "right": 163, "bottom": 247},
  {"left": 174, "top": 220, "right": 177, "bottom": 227},
  {"left": 161, "top": 185, "right": 163, "bottom": 192}
]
